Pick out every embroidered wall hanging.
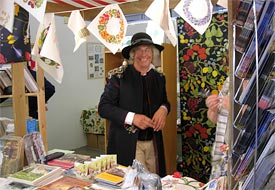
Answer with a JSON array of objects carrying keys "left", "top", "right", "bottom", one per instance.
[
  {"left": 87, "top": 4, "right": 127, "bottom": 54},
  {"left": 32, "top": 13, "right": 63, "bottom": 83},
  {"left": 0, "top": 1, "right": 14, "bottom": 33},
  {"left": 174, "top": 0, "right": 213, "bottom": 35},
  {"left": 177, "top": 12, "right": 229, "bottom": 183},
  {"left": 68, "top": 10, "right": 90, "bottom": 52},
  {"left": 14, "top": 0, "right": 47, "bottom": 23}
]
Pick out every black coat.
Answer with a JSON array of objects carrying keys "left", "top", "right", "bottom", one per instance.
[{"left": 98, "top": 64, "right": 170, "bottom": 177}]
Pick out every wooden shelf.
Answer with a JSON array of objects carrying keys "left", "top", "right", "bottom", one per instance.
[{"left": 1, "top": 62, "right": 48, "bottom": 151}]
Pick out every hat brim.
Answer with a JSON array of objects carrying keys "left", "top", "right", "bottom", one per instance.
[{"left": 122, "top": 41, "right": 164, "bottom": 59}]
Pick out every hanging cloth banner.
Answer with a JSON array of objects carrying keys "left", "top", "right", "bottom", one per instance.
[
  {"left": 32, "top": 13, "right": 63, "bottom": 83},
  {"left": 174, "top": 0, "right": 213, "bottom": 35},
  {"left": 14, "top": 0, "right": 47, "bottom": 23},
  {"left": 68, "top": 10, "right": 90, "bottom": 52},
  {"left": 145, "top": 0, "right": 177, "bottom": 46},
  {"left": 0, "top": 0, "right": 14, "bottom": 33},
  {"left": 87, "top": 4, "right": 127, "bottom": 54}
]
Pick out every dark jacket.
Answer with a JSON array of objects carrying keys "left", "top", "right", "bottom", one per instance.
[{"left": 98, "top": 64, "right": 170, "bottom": 177}]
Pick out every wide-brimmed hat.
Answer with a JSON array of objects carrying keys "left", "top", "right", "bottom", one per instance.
[{"left": 122, "top": 32, "right": 164, "bottom": 59}]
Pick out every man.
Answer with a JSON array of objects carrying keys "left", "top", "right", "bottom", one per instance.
[{"left": 98, "top": 32, "right": 170, "bottom": 177}]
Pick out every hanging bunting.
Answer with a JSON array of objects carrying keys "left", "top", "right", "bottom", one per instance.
[
  {"left": 217, "top": 0, "right": 228, "bottom": 9},
  {"left": 145, "top": 0, "right": 177, "bottom": 46},
  {"left": 0, "top": 0, "right": 14, "bottom": 33},
  {"left": 174, "top": 0, "right": 213, "bottom": 35},
  {"left": 32, "top": 13, "right": 63, "bottom": 83},
  {"left": 87, "top": 4, "right": 127, "bottom": 54},
  {"left": 14, "top": 0, "right": 47, "bottom": 23},
  {"left": 68, "top": 10, "right": 90, "bottom": 52}
]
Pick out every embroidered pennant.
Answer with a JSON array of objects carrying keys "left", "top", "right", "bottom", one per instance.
[
  {"left": 68, "top": 10, "right": 90, "bottom": 52},
  {"left": 0, "top": 0, "right": 14, "bottom": 33},
  {"left": 32, "top": 13, "right": 63, "bottom": 83},
  {"left": 145, "top": 0, "right": 177, "bottom": 46},
  {"left": 174, "top": 0, "right": 213, "bottom": 35},
  {"left": 14, "top": 0, "right": 47, "bottom": 23},
  {"left": 87, "top": 4, "right": 127, "bottom": 54}
]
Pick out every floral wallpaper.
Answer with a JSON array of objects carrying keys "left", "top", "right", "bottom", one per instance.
[
  {"left": 177, "top": 12, "right": 229, "bottom": 183},
  {"left": 0, "top": 5, "right": 31, "bottom": 64}
]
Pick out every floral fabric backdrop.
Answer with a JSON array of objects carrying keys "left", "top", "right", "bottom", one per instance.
[
  {"left": 0, "top": 5, "right": 31, "bottom": 64},
  {"left": 177, "top": 12, "right": 229, "bottom": 183},
  {"left": 80, "top": 108, "right": 105, "bottom": 134}
]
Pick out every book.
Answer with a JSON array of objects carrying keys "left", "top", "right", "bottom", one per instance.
[
  {"left": 23, "top": 66, "right": 39, "bottom": 93},
  {"left": 232, "top": 111, "right": 275, "bottom": 179},
  {"left": 26, "top": 119, "right": 39, "bottom": 134},
  {"left": 0, "top": 70, "right": 12, "bottom": 89},
  {"left": 23, "top": 132, "right": 47, "bottom": 165},
  {"left": 242, "top": 133, "right": 275, "bottom": 189},
  {"left": 95, "top": 172, "right": 124, "bottom": 186},
  {"left": 46, "top": 153, "right": 90, "bottom": 170},
  {"left": 46, "top": 159, "right": 74, "bottom": 170},
  {"left": 235, "top": 0, "right": 266, "bottom": 53},
  {"left": 47, "top": 149, "right": 75, "bottom": 155},
  {"left": 0, "top": 135, "right": 24, "bottom": 178},
  {"left": 0, "top": 117, "right": 14, "bottom": 137},
  {"left": 235, "top": 0, "right": 275, "bottom": 78},
  {"left": 0, "top": 179, "right": 36, "bottom": 190},
  {"left": 94, "top": 165, "right": 126, "bottom": 186},
  {"left": 234, "top": 0, "right": 253, "bottom": 26},
  {"left": 37, "top": 175, "right": 91, "bottom": 190},
  {"left": 8, "top": 164, "right": 63, "bottom": 186},
  {"left": 2, "top": 65, "right": 39, "bottom": 93},
  {"left": 56, "top": 153, "right": 91, "bottom": 163}
]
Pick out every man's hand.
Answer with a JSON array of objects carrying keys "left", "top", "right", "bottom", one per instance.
[
  {"left": 152, "top": 107, "right": 167, "bottom": 131},
  {"left": 132, "top": 114, "right": 155, "bottom": 130}
]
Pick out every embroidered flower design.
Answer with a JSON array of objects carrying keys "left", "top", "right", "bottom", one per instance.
[
  {"left": 182, "top": 0, "right": 211, "bottom": 26},
  {"left": 0, "top": 54, "right": 6, "bottom": 64},
  {"left": 172, "top": 171, "right": 182, "bottom": 178},
  {"left": 38, "top": 25, "right": 60, "bottom": 68},
  {"left": 24, "top": 0, "right": 44, "bottom": 8},
  {"left": 14, "top": 4, "right": 20, "bottom": 16},
  {"left": 97, "top": 9, "right": 125, "bottom": 44},
  {"left": 7, "top": 35, "right": 16, "bottom": 44}
]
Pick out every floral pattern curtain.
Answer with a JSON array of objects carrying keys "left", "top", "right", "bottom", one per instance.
[
  {"left": 0, "top": 4, "right": 31, "bottom": 64},
  {"left": 177, "top": 12, "right": 229, "bottom": 183}
]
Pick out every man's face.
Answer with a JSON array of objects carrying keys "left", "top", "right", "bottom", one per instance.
[{"left": 133, "top": 45, "right": 153, "bottom": 69}]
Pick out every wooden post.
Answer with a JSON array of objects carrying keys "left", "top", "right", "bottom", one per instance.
[
  {"left": 12, "top": 62, "right": 28, "bottom": 137},
  {"left": 36, "top": 64, "right": 48, "bottom": 151}
]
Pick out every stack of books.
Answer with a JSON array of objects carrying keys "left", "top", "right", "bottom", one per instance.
[
  {"left": 8, "top": 164, "right": 63, "bottom": 187},
  {"left": 46, "top": 153, "right": 91, "bottom": 170}
]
